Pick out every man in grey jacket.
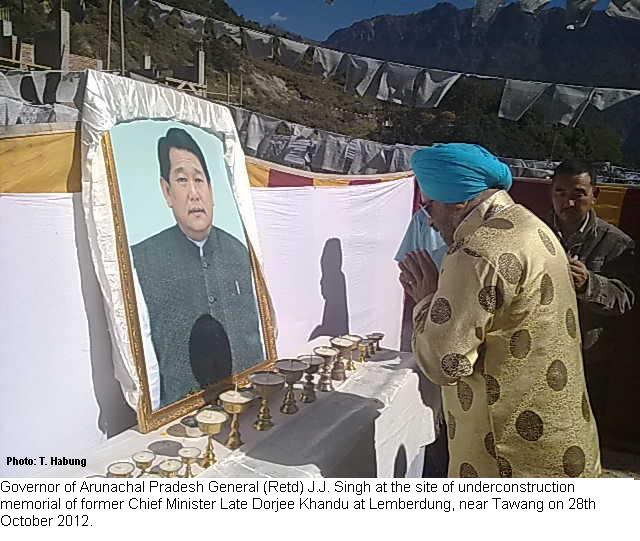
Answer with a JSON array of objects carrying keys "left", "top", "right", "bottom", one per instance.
[
  {"left": 132, "top": 127, "right": 264, "bottom": 408},
  {"left": 548, "top": 159, "right": 636, "bottom": 431}
]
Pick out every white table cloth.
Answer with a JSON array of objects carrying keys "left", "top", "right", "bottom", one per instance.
[{"left": 36, "top": 349, "right": 438, "bottom": 478}]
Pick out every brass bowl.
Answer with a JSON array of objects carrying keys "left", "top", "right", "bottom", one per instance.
[
  {"left": 195, "top": 409, "right": 229, "bottom": 435},
  {"left": 367, "top": 332, "right": 385, "bottom": 351},
  {"left": 343, "top": 334, "right": 363, "bottom": 346},
  {"left": 313, "top": 346, "right": 338, "bottom": 361},
  {"left": 297, "top": 355, "right": 323, "bottom": 374},
  {"left": 178, "top": 447, "right": 201, "bottom": 465},
  {"left": 330, "top": 336, "right": 354, "bottom": 354},
  {"left": 219, "top": 389, "right": 255, "bottom": 415},
  {"left": 132, "top": 450, "right": 155, "bottom": 472},
  {"left": 107, "top": 461, "right": 135, "bottom": 478},
  {"left": 249, "top": 371, "right": 285, "bottom": 399},
  {"left": 275, "top": 358, "right": 309, "bottom": 384},
  {"left": 159, "top": 459, "right": 182, "bottom": 478}
]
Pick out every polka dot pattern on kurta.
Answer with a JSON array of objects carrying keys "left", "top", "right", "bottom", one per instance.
[
  {"left": 515, "top": 410, "right": 544, "bottom": 441},
  {"left": 565, "top": 308, "right": 577, "bottom": 339},
  {"left": 411, "top": 192, "right": 601, "bottom": 478},
  {"left": 498, "top": 253, "right": 523, "bottom": 285},
  {"left": 497, "top": 457, "right": 513, "bottom": 478},
  {"left": 540, "top": 274, "right": 554, "bottom": 305},
  {"left": 484, "top": 204, "right": 506, "bottom": 221},
  {"left": 478, "top": 285, "right": 504, "bottom": 313},
  {"left": 484, "top": 432, "right": 496, "bottom": 458},
  {"left": 448, "top": 412, "right": 456, "bottom": 440},
  {"left": 485, "top": 374, "right": 501, "bottom": 405},
  {"left": 457, "top": 380, "right": 474, "bottom": 411},
  {"left": 563, "top": 446, "right": 586, "bottom": 477},
  {"left": 484, "top": 218, "right": 514, "bottom": 230},
  {"left": 546, "top": 360, "right": 568, "bottom": 391},
  {"left": 538, "top": 229, "right": 557, "bottom": 256},
  {"left": 509, "top": 329, "right": 532, "bottom": 359},
  {"left": 430, "top": 298, "right": 452, "bottom": 324},
  {"left": 460, "top": 463, "right": 479, "bottom": 477},
  {"left": 441, "top": 353, "right": 472, "bottom": 378}
]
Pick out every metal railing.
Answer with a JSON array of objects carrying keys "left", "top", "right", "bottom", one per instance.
[{"left": 0, "top": 56, "right": 51, "bottom": 72}]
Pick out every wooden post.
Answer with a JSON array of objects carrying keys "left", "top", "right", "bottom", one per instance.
[
  {"left": 119, "top": 0, "right": 125, "bottom": 75},
  {"left": 107, "top": 0, "right": 112, "bottom": 70}
]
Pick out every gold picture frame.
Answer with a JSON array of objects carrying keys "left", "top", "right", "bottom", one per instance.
[{"left": 102, "top": 132, "right": 277, "bottom": 433}]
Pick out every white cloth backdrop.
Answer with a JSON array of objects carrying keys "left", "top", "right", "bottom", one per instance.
[
  {"left": 0, "top": 168, "right": 416, "bottom": 476},
  {"left": 251, "top": 179, "right": 415, "bottom": 356},
  {"left": 0, "top": 193, "right": 135, "bottom": 477}
]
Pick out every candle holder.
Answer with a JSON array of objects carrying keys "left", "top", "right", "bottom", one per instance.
[
  {"left": 195, "top": 408, "right": 228, "bottom": 469},
  {"left": 106, "top": 461, "right": 135, "bottom": 478},
  {"left": 358, "top": 340, "right": 372, "bottom": 362},
  {"left": 343, "top": 334, "right": 363, "bottom": 368},
  {"left": 364, "top": 338, "right": 376, "bottom": 357},
  {"left": 313, "top": 346, "right": 338, "bottom": 392},
  {"left": 275, "top": 359, "right": 309, "bottom": 414},
  {"left": 159, "top": 459, "right": 182, "bottom": 478},
  {"left": 178, "top": 447, "right": 201, "bottom": 478},
  {"left": 367, "top": 332, "right": 384, "bottom": 351},
  {"left": 249, "top": 371, "right": 285, "bottom": 431},
  {"left": 132, "top": 450, "right": 155, "bottom": 477},
  {"left": 219, "top": 389, "right": 255, "bottom": 450},
  {"left": 330, "top": 337, "right": 354, "bottom": 381},
  {"left": 297, "top": 355, "right": 323, "bottom": 403}
]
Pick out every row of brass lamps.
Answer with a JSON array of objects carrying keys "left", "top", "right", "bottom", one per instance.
[{"left": 105, "top": 332, "right": 384, "bottom": 477}]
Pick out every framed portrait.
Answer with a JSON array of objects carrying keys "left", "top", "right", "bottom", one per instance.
[{"left": 81, "top": 71, "right": 276, "bottom": 432}]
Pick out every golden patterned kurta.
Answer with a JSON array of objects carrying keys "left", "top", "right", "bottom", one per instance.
[{"left": 413, "top": 191, "right": 601, "bottom": 478}]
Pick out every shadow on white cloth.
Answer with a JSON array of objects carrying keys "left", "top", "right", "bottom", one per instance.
[
  {"left": 309, "top": 238, "right": 350, "bottom": 340},
  {"left": 72, "top": 197, "right": 136, "bottom": 437}
]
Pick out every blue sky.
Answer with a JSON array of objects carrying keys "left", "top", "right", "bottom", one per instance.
[
  {"left": 225, "top": 1, "right": 611, "bottom": 41},
  {"left": 226, "top": 0, "right": 472, "bottom": 40}
]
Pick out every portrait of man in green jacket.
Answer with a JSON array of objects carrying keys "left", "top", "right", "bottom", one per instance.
[{"left": 131, "top": 127, "right": 264, "bottom": 408}]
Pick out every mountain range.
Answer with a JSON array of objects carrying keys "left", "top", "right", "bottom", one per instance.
[
  {"left": 325, "top": 3, "right": 640, "bottom": 89},
  {"left": 5, "top": 1, "right": 640, "bottom": 166}
]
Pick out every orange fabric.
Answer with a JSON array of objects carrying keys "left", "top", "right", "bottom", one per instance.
[
  {"left": 594, "top": 185, "right": 627, "bottom": 227},
  {"left": 0, "top": 131, "right": 81, "bottom": 193},
  {"left": 245, "top": 156, "right": 411, "bottom": 187},
  {"left": 313, "top": 177, "right": 352, "bottom": 187},
  {"left": 246, "top": 160, "right": 271, "bottom": 187}
]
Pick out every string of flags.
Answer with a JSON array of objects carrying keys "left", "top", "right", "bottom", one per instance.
[{"left": 124, "top": 0, "right": 640, "bottom": 127}]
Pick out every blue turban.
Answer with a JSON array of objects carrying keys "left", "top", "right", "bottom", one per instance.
[{"left": 411, "top": 143, "right": 513, "bottom": 204}]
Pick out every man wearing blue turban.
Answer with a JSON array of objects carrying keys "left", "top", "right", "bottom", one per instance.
[{"left": 400, "top": 143, "right": 601, "bottom": 478}]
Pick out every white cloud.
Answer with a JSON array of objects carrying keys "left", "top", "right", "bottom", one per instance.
[{"left": 270, "top": 12, "right": 287, "bottom": 23}]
